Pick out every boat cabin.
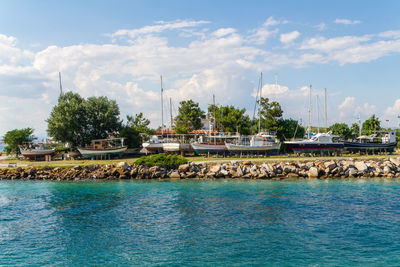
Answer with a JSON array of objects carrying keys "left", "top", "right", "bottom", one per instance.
[{"left": 309, "top": 133, "right": 340, "bottom": 143}]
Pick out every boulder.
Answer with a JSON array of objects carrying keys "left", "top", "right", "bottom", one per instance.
[
  {"left": 242, "top": 160, "right": 252, "bottom": 166},
  {"left": 308, "top": 167, "right": 319, "bottom": 178},
  {"left": 354, "top": 161, "right": 368, "bottom": 172},
  {"left": 178, "top": 164, "right": 190, "bottom": 172},
  {"left": 116, "top": 162, "right": 129, "bottom": 170},
  {"left": 210, "top": 164, "right": 221, "bottom": 173},
  {"left": 169, "top": 171, "right": 180, "bottom": 179},
  {"left": 390, "top": 157, "right": 400, "bottom": 167}
]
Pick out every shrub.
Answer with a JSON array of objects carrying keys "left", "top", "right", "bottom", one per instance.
[{"left": 134, "top": 153, "right": 188, "bottom": 168}]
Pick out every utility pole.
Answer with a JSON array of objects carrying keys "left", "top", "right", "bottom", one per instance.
[
  {"left": 169, "top": 98, "right": 173, "bottom": 130},
  {"left": 308, "top": 85, "right": 312, "bottom": 138}
]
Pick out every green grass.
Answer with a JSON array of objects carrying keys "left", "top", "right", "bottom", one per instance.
[{"left": 1, "top": 152, "right": 399, "bottom": 169}]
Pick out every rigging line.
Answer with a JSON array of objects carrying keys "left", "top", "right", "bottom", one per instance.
[{"left": 251, "top": 74, "right": 261, "bottom": 134}]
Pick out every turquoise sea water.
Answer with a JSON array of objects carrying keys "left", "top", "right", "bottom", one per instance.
[{"left": 1, "top": 180, "right": 400, "bottom": 266}]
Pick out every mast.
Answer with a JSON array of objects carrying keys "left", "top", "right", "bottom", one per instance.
[
  {"left": 258, "top": 72, "right": 263, "bottom": 133},
  {"left": 324, "top": 88, "right": 327, "bottom": 131},
  {"left": 59, "top": 72, "right": 63, "bottom": 95},
  {"left": 160, "top": 75, "right": 164, "bottom": 136},
  {"left": 213, "top": 94, "right": 216, "bottom": 145},
  {"left": 317, "top": 95, "right": 320, "bottom": 134},
  {"left": 169, "top": 97, "right": 173, "bottom": 130},
  {"left": 308, "top": 85, "right": 312, "bottom": 138}
]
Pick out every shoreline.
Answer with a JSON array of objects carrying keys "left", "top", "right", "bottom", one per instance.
[{"left": 1, "top": 157, "right": 400, "bottom": 181}]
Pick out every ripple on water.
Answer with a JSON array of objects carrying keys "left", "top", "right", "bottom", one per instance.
[{"left": 0, "top": 179, "right": 400, "bottom": 266}]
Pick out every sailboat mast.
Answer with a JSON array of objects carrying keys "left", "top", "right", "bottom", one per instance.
[
  {"left": 317, "top": 95, "right": 320, "bottom": 134},
  {"left": 169, "top": 97, "right": 173, "bottom": 130},
  {"left": 258, "top": 72, "right": 263, "bottom": 133},
  {"left": 213, "top": 94, "right": 216, "bottom": 145},
  {"left": 160, "top": 75, "right": 164, "bottom": 136},
  {"left": 324, "top": 88, "right": 327, "bottom": 131},
  {"left": 59, "top": 72, "right": 63, "bottom": 96},
  {"left": 308, "top": 85, "right": 312, "bottom": 138}
]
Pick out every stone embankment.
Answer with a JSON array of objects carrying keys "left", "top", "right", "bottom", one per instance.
[{"left": 1, "top": 158, "right": 400, "bottom": 181}]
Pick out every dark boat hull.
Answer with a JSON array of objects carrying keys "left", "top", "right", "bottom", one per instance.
[
  {"left": 285, "top": 142, "right": 344, "bottom": 154},
  {"left": 344, "top": 142, "right": 397, "bottom": 153}
]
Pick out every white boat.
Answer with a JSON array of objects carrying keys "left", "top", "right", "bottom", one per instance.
[
  {"left": 142, "top": 135, "right": 164, "bottom": 153},
  {"left": 19, "top": 143, "right": 55, "bottom": 159},
  {"left": 191, "top": 143, "right": 227, "bottom": 154},
  {"left": 284, "top": 133, "right": 344, "bottom": 154},
  {"left": 78, "top": 138, "right": 127, "bottom": 158},
  {"left": 226, "top": 133, "right": 281, "bottom": 154},
  {"left": 162, "top": 142, "right": 180, "bottom": 152}
]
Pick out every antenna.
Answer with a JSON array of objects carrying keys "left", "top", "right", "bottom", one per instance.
[
  {"left": 160, "top": 75, "right": 164, "bottom": 136},
  {"left": 59, "top": 72, "right": 63, "bottom": 95}
]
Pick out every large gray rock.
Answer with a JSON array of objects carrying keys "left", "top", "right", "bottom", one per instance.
[
  {"left": 390, "top": 157, "right": 400, "bottom": 167},
  {"left": 210, "top": 164, "right": 221, "bottom": 173},
  {"left": 354, "top": 161, "right": 368, "bottom": 172},
  {"left": 308, "top": 167, "right": 319, "bottom": 178},
  {"left": 116, "top": 162, "right": 129, "bottom": 170}
]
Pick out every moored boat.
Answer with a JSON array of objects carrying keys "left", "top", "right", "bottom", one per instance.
[
  {"left": 19, "top": 143, "right": 55, "bottom": 160},
  {"left": 344, "top": 131, "right": 397, "bottom": 153},
  {"left": 78, "top": 138, "right": 127, "bottom": 159},
  {"left": 285, "top": 133, "right": 344, "bottom": 155},
  {"left": 226, "top": 133, "right": 281, "bottom": 155}
]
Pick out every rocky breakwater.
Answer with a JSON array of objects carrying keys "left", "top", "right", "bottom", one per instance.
[{"left": 1, "top": 158, "right": 400, "bottom": 181}]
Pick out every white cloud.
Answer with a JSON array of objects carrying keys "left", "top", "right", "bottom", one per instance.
[
  {"left": 247, "top": 16, "right": 283, "bottom": 45},
  {"left": 339, "top": 96, "right": 355, "bottom": 109},
  {"left": 300, "top": 35, "right": 371, "bottom": 52},
  {"left": 111, "top": 19, "right": 210, "bottom": 40},
  {"left": 315, "top": 22, "right": 326, "bottom": 31},
  {"left": 280, "top": 31, "right": 300, "bottom": 44},
  {"left": 212, "top": 28, "right": 236, "bottom": 37},
  {"left": 334, "top": 18, "right": 361, "bottom": 25}
]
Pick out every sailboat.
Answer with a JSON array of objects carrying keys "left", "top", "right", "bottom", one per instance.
[
  {"left": 284, "top": 86, "right": 344, "bottom": 155},
  {"left": 225, "top": 72, "right": 281, "bottom": 155},
  {"left": 142, "top": 76, "right": 166, "bottom": 153}
]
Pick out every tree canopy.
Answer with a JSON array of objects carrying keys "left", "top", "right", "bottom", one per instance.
[
  {"left": 277, "top": 119, "right": 305, "bottom": 141},
  {"left": 47, "top": 92, "right": 122, "bottom": 147},
  {"left": 208, "top": 105, "right": 251, "bottom": 135},
  {"left": 175, "top": 100, "right": 205, "bottom": 134},
  {"left": 328, "top": 123, "right": 352, "bottom": 139},
  {"left": 119, "top": 113, "right": 154, "bottom": 148},
  {"left": 253, "top": 97, "right": 283, "bottom": 133},
  {"left": 362, "top": 114, "right": 381, "bottom": 135},
  {"left": 3, "top": 128, "right": 35, "bottom": 155}
]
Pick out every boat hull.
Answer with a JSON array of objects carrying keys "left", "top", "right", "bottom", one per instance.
[
  {"left": 344, "top": 142, "right": 397, "bottom": 153},
  {"left": 226, "top": 142, "right": 281, "bottom": 154},
  {"left": 77, "top": 147, "right": 127, "bottom": 158},
  {"left": 191, "top": 143, "right": 227, "bottom": 155},
  {"left": 142, "top": 143, "right": 164, "bottom": 153},
  {"left": 285, "top": 142, "right": 344, "bottom": 154},
  {"left": 162, "top": 142, "right": 180, "bottom": 152},
  {"left": 20, "top": 149, "right": 55, "bottom": 159}
]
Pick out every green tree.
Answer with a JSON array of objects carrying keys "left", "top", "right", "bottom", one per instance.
[
  {"left": 126, "top": 113, "right": 154, "bottom": 135},
  {"left": 253, "top": 97, "right": 283, "bottom": 133},
  {"left": 175, "top": 100, "right": 205, "bottom": 134},
  {"left": 277, "top": 119, "right": 305, "bottom": 141},
  {"left": 362, "top": 114, "right": 381, "bottom": 135},
  {"left": 85, "top": 96, "right": 122, "bottom": 139},
  {"left": 47, "top": 92, "right": 122, "bottom": 147},
  {"left": 328, "top": 123, "right": 352, "bottom": 140},
  {"left": 350, "top": 123, "right": 360, "bottom": 137},
  {"left": 119, "top": 113, "right": 154, "bottom": 148},
  {"left": 207, "top": 105, "right": 251, "bottom": 134},
  {"left": 3, "top": 128, "right": 35, "bottom": 155}
]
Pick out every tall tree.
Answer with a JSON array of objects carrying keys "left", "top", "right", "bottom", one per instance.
[
  {"left": 3, "top": 128, "right": 35, "bottom": 155},
  {"left": 207, "top": 105, "right": 251, "bottom": 134},
  {"left": 328, "top": 123, "right": 352, "bottom": 140},
  {"left": 47, "top": 92, "right": 122, "bottom": 147},
  {"left": 119, "top": 113, "right": 154, "bottom": 148},
  {"left": 362, "top": 114, "right": 381, "bottom": 135},
  {"left": 277, "top": 119, "right": 305, "bottom": 141},
  {"left": 47, "top": 92, "right": 87, "bottom": 147},
  {"left": 85, "top": 96, "right": 122, "bottom": 140},
  {"left": 253, "top": 97, "right": 283, "bottom": 133},
  {"left": 350, "top": 123, "right": 360, "bottom": 137},
  {"left": 175, "top": 100, "right": 205, "bottom": 134}
]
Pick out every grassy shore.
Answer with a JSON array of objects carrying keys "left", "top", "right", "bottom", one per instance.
[{"left": 1, "top": 152, "right": 399, "bottom": 169}]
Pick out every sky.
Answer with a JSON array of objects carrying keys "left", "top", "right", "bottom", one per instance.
[{"left": 1, "top": 0, "right": 400, "bottom": 138}]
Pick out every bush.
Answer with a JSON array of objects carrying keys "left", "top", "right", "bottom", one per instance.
[{"left": 134, "top": 153, "right": 188, "bottom": 168}]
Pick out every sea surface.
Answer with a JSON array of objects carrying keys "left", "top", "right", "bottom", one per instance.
[{"left": 1, "top": 179, "right": 400, "bottom": 266}]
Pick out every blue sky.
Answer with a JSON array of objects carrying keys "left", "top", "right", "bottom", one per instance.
[{"left": 1, "top": 0, "right": 400, "bottom": 137}]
